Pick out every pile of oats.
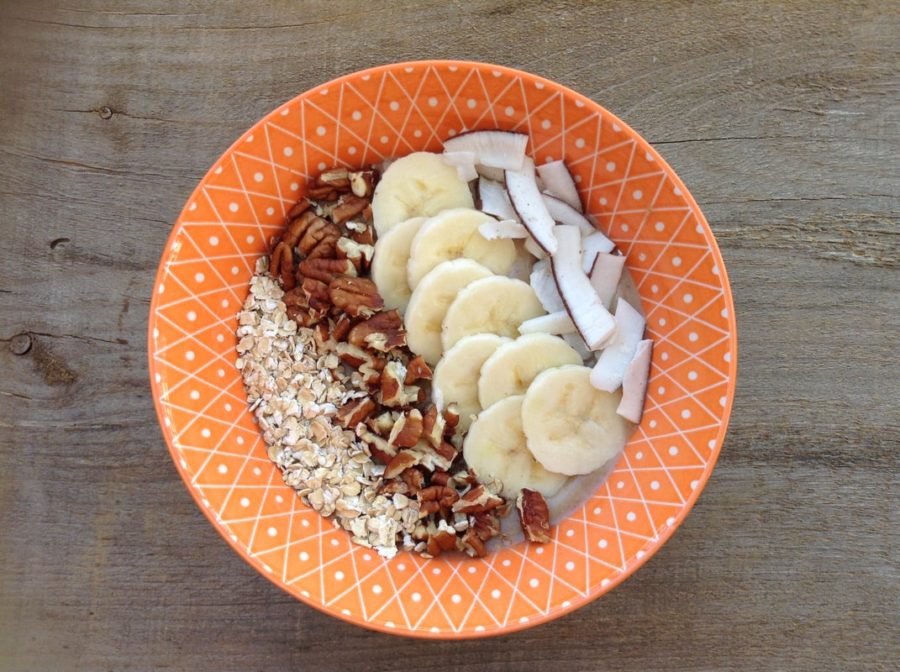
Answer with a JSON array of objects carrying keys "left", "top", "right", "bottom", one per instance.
[{"left": 235, "top": 259, "right": 420, "bottom": 558}]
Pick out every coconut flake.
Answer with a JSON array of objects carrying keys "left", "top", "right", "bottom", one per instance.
[
  {"left": 478, "top": 177, "right": 519, "bottom": 221},
  {"left": 442, "top": 151, "right": 478, "bottom": 182},
  {"left": 616, "top": 339, "right": 653, "bottom": 423},
  {"left": 479, "top": 219, "right": 528, "bottom": 240},
  {"left": 542, "top": 193, "right": 595, "bottom": 237},
  {"left": 476, "top": 164, "right": 506, "bottom": 182},
  {"left": 589, "top": 298, "right": 646, "bottom": 392},
  {"left": 506, "top": 168, "right": 557, "bottom": 254},
  {"left": 581, "top": 231, "right": 616, "bottom": 273},
  {"left": 529, "top": 259, "right": 564, "bottom": 312},
  {"left": 537, "top": 160, "right": 582, "bottom": 211},
  {"left": 550, "top": 225, "right": 616, "bottom": 349},
  {"left": 443, "top": 130, "right": 528, "bottom": 170},
  {"left": 590, "top": 253, "right": 626, "bottom": 309},
  {"left": 518, "top": 310, "right": 576, "bottom": 335}
]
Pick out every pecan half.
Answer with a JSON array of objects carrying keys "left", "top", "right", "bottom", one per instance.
[
  {"left": 384, "top": 451, "right": 420, "bottom": 479},
  {"left": 331, "top": 194, "right": 370, "bottom": 226},
  {"left": 348, "top": 310, "right": 406, "bottom": 352},
  {"left": 283, "top": 209, "right": 318, "bottom": 248},
  {"left": 335, "top": 397, "right": 375, "bottom": 429},
  {"left": 270, "top": 241, "right": 295, "bottom": 289},
  {"left": 303, "top": 219, "right": 342, "bottom": 259},
  {"left": 516, "top": 489, "right": 551, "bottom": 543},
  {"left": 298, "top": 258, "right": 356, "bottom": 283},
  {"left": 388, "top": 408, "right": 424, "bottom": 448},
  {"left": 329, "top": 276, "right": 383, "bottom": 318},
  {"left": 452, "top": 484, "right": 504, "bottom": 514},
  {"left": 336, "top": 237, "right": 375, "bottom": 273},
  {"left": 417, "top": 485, "right": 459, "bottom": 510}
]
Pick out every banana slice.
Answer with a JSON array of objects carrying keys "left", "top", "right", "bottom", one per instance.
[
  {"left": 441, "top": 276, "right": 544, "bottom": 351},
  {"left": 372, "top": 152, "right": 475, "bottom": 236},
  {"left": 407, "top": 208, "right": 516, "bottom": 289},
  {"left": 432, "top": 333, "right": 510, "bottom": 431},
  {"left": 522, "top": 365, "right": 629, "bottom": 476},
  {"left": 478, "top": 334, "right": 583, "bottom": 409},
  {"left": 370, "top": 216, "right": 426, "bottom": 313},
  {"left": 463, "top": 395, "right": 568, "bottom": 499},
  {"left": 405, "top": 259, "right": 493, "bottom": 365}
]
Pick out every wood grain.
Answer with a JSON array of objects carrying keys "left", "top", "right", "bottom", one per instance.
[{"left": 0, "top": 1, "right": 897, "bottom": 670}]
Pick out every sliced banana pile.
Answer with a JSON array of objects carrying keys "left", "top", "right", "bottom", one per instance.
[{"left": 370, "top": 136, "right": 655, "bottom": 501}]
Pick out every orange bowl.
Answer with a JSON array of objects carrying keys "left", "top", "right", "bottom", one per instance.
[{"left": 148, "top": 60, "right": 737, "bottom": 638}]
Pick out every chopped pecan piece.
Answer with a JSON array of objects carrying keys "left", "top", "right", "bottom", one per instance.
[
  {"left": 471, "top": 511, "right": 502, "bottom": 541},
  {"left": 430, "top": 471, "right": 450, "bottom": 487},
  {"left": 516, "top": 489, "right": 551, "bottom": 543},
  {"left": 312, "top": 321, "right": 330, "bottom": 347},
  {"left": 300, "top": 277, "right": 331, "bottom": 316},
  {"left": 283, "top": 287, "right": 323, "bottom": 326},
  {"left": 401, "top": 467, "right": 426, "bottom": 494},
  {"left": 331, "top": 194, "right": 370, "bottom": 226},
  {"left": 331, "top": 314, "right": 352, "bottom": 341},
  {"left": 379, "top": 361, "right": 419, "bottom": 407},
  {"left": 405, "top": 356, "right": 432, "bottom": 384},
  {"left": 367, "top": 411, "right": 396, "bottom": 437},
  {"left": 348, "top": 310, "right": 406, "bottom": 352},
  {"left": 298, "top": 258, "right": 356, "bottom": 283},
  {"left": 317, "top": 168, "right": 351, "bottom": 190},
  {"left": 349, "top": 170, "right": 377, "bottom": 198},
  {"left": 356, "top": 425, "right": 396, "bottom": 462},
  {"left": 336, "top": 237, "right": 375, "bottom": 273},
  {"left": 384, "top": 451, "right": 420, "bottom": 479},
  {"left": 388, "top": 408, "right": 424, "bottom": 448},
  {"left": 329, "top": 276, "right": 383, "bottom": 318},
  {"left": 443, "top": 403, "right": 460, "bottom": 434},
  {"left": 335, "top": 397, "right": 375, "bottom": 429},
  {"left": 287, "top": 199, "right": 312, "bottom": 220},
  {"left": 346, "top": 220, "right": 375, "bottom": 246},
  {"left": 452, "top": 484, "right": 504, "bottom": 514},
  {"left": 458, "top": 530, "right": 487, "bottom": 558},
  {"left": 379, "top": 479, "right": 409, "bottom": 496},
  {"left": 426, "top": 526, "right": 458, "bottom": 557},
  {"left": 306, "top": 185, "right": 338, "bottom": 200},
  {"left": 421, "top": 405, "right": 445, "bottom": 449}
]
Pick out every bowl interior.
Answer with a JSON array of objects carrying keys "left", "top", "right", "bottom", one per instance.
[{"left": 148, "top": 61, "right": 736, "bottom": 638}]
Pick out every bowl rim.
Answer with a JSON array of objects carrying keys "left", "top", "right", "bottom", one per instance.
[{"left": 148, "top": 58, "right": 738, "bottom": 639}]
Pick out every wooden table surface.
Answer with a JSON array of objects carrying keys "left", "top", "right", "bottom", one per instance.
[{"left": 1, "top": 1, "right": 897, "bottom": 670}]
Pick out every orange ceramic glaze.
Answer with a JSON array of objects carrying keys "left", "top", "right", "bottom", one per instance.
[{"left": 148, "top": 61, "right": 737, "bottom": 638}]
